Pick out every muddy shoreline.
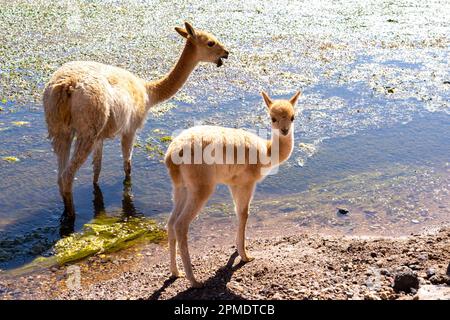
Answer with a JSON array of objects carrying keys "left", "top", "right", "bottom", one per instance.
[{"left": 1, "top": 226, "right": 449, "bottom": 300}]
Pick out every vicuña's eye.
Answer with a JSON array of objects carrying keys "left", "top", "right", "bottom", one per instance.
[
  {"left": 291, "top": 116, "right": 295, "bottom": 121},
  {"left": 207, "top": 41, "right": 215, "bottom": 47},
  {"left": 271, "top": 117, "right": 277, "bottom": 123}
]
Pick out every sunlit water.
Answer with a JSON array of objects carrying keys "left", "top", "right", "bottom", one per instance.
[{"left": 0, "top": 0, "right": 449, "bottom": 270}]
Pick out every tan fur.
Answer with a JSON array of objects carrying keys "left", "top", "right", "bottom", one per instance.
[
  {"left": 165, "top": 91, "right": 301, "bottom": 287},
  {"left": 43, "top": 22, "right": 228, "bottom": 216}
]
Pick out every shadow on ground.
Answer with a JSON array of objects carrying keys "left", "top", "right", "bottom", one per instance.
[{"left": 148, "top": 251, "right": 247, "bottom": 300}]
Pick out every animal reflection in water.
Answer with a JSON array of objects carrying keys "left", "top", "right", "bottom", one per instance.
[{"left": 59, "top": 178, "right": 142, "bottom": 237}]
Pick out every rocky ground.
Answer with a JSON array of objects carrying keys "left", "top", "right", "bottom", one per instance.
[{"left": 1, "top": 226, "right": 449, "bottom": 300}]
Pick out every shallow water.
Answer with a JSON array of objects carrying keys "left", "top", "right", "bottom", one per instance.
[
  {"left": 0, "top": 0, "right": 449, "bottom": 270},
  {"left": 1, "top": 100, "right": 449, "bottom": 269}
]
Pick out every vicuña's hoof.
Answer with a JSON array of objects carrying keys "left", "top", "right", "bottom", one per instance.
[
  {"left": 241, "top": 256, "right": 255, "bottom": 263},
  {"left": 170, "top": 271, "right": 185, "bottom": 279}
]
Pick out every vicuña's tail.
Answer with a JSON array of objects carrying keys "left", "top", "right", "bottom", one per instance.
[
  {"left": 43, "top": 77, "right": 75, "bottom": 139},
  {"left": 165, "top": 147, "right": 182, "bottom": 186}
]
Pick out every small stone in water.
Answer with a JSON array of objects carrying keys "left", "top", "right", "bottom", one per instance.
[
  {"left": 385, "top": 86, "right": 396, "bottom": 94},
  {"left": 337, "top": 208, "right": 349, "bottom": 215}
]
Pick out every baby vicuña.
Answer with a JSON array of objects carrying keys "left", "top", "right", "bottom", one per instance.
[{"left": 165, "top": 90, "right": 301, "bottom": 287}]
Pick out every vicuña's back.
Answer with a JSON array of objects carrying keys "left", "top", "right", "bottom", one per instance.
[
  {"left": 165, "top": 91, "right": 301, "bottom": 288},
  {"left": 44, "top": 61, "right": 149, "bottom": 141}
]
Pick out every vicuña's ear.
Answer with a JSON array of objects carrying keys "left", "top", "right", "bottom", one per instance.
[
  {"left": 175, "top": 27, "right": 189, "bottom": 38},
  {"left": 184, "top": 21, "right": 196, "bottom": 38},
  {"left": 261, "top": 91, "right": 273, "bottom": 109},
  {"left": 289, "top": 91, "right": 301, "bottom": 106}
]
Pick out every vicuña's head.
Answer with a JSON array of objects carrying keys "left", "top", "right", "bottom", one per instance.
[
  {"left": 175, "top": 22, "right": 229, "bottom": 67},
  {"left": 262, "top": 91, "right": 301, "bottom": 137}
]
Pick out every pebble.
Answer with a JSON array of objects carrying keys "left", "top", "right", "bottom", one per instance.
[
  {"left": 425, "top": 268, "right": 436, "bottom": 279},
  {"left": 272, "top": 292, "right": 283, "bottom": 300},
  {"left": 379, "top": 291, "right": 390, "bottom": 300},
  {"left": 429, "top": 274, "right": 450, "bottom": 285},
  {"left": 379, "top": 268, "right": 390, "bottom": 276}
]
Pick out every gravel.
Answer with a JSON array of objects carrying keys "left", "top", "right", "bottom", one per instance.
[{"left": 1, "top": 227, "right": 448, "bottom": 300}]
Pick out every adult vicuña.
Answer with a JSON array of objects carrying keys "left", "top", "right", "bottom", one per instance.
[
  {"left": 165, "top": 90, "right": 301, "bottom": 287},
  {"left": 43, "top": 22, "right": 229, "bottom": 216}
]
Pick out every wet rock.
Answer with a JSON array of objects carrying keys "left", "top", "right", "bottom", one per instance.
[{"left": 393, "top": 267, "right": 419, "bottom": 293}]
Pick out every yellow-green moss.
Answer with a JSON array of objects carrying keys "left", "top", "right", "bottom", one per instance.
[{"left": 10, "top": 216, "right": 166, "bottom": 275}]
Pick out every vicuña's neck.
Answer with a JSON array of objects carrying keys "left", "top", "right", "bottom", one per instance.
[
  {"left": 267, "top": 130, "right": 294, "bottom": 166},
  {"left": 146, "top": 41, "right": 198, "bottom": 107}
]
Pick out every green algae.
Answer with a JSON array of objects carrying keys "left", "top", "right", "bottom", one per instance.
[
  {"left": 10, "top": 216, "right": 166, "bottom": 275},
  {"left": 144, "top": 142, "right": 165, "bottom": 159},
  {"left": 135, "top": 131, "right": 173, "bottom": 160},
  {"left": 2, "top": 0, "right": 448, "bottom": 116}
]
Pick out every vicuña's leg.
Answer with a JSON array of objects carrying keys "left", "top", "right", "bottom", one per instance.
[
  {"left": 230, "top": 183, "right": 255, "bottom": 262},
  {"left": 54, "top": 133, "right": 73, "bottom": 199},
  {"left": 92, "top": 140, "right": 103, "bottom": 184},
  {"left": 53, "top": 133, "right": 73, "bottom": 179},
  {"left": 121, "top": 133, "right": 135, "bottom": 178},
  {"left": 175, "top": 185, "right": 214, "bottom": 287},
  {"left": 60, "top": 136, "right": 96, "bottom": 216},
  {"left": 167, "top": 185, "right": 188, "bottom": 278}
]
